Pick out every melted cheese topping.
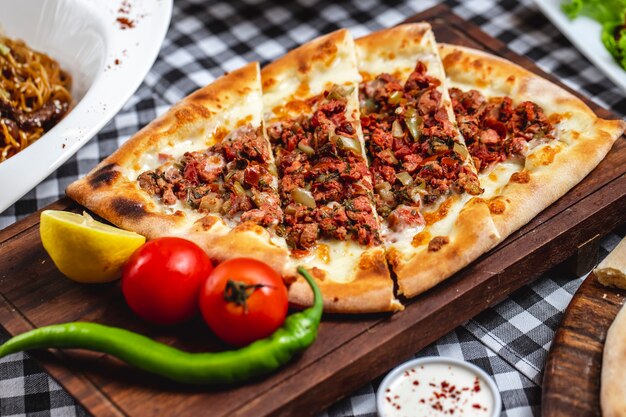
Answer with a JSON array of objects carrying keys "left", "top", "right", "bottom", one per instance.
[{"left": 290, "top": 239, "right": 371, "bottom": 284}]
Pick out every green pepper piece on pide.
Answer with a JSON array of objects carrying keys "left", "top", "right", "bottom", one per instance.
[{"left": 0, "top": 267, "right": 322, "bottom": 385}]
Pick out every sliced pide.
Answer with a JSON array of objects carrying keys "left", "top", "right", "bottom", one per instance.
[
  {"left": 356, "top": 23, "right": 500, "bottom": 297},
  {"left": 67, "top": 63, "right": 291, "bottom": 273},
  {"left": 262, "top": 29, "right": 401, "bottom": 312},
  {"left": 66, "top": 26, "right": 625, "bottom": 315},
  {"left": 440, "top": 44, "right": 626, "bottom": 239}
]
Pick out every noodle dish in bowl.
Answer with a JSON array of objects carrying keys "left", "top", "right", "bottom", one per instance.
[
  {"left": 0, "top": 35, "right": 73, "bottom": 162},
  {"left": 0, "top": 0, "right": 172, "bottom": 214}
]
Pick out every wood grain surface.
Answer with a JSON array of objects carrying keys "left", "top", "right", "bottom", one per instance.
[
  {"left": 0, "top": 5, "right": 624, "bottom": 417},
  {"left": 542, "top": 273, "right": 626, "bottom": 417}
]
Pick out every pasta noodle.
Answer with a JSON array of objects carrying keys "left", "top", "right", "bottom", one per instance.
[{"left": 0, "top": 36, "right": 72, "bottom": 162}]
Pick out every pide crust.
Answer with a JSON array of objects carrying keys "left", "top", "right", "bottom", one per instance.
[
  {"left": 356, "top": 23, "right": 432, "bottom": 80},
  {"left": 65, "top": 26, "right": 623, "bottom": 314},
  {"left": 288, "top": 247, "right": 402, "bottom": 312},
  {"left": 393, "top": 199, "right": 499, "bottom": 298}
]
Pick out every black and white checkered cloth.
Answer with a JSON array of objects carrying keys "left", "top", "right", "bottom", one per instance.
[{"left": 1, "top": 0, "right": 624, "bottom": 416}]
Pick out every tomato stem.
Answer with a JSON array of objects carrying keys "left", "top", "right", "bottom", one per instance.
[{"left": 223, "top": 280, "right": 272, "bottom": 314}]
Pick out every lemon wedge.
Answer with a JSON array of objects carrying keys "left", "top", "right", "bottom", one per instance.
[{"left": 40, "top": 210, "right": 146, "bottom": 283}]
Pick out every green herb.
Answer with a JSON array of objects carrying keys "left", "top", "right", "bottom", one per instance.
[
  {"left": 388, "top": 90, "right": 403, "bottom": 105},
  {"left": 0, "top": 43, "right": 10, "bottom": 56},
  {"left": 291, "top": 187, "right": 316, "bottom": 208},
  {"left": 233, "top": 181, "right": 245, "bottom": 195},
  {"left": 404, "top": 110, "right": 422, "bottom": 142},
  {"left": 297, "top": 142, "right": 315, "bottom": 156},
  {"left": 562, "top": 0, "right": 626, "bottom": 70}
]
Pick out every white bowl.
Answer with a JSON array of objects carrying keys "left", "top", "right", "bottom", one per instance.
[
  {"left": 376, "top": 356, "right": 502, "bottom": 417},
  {"left": 0, "top": 0, "right": 172, "bottom": 213}
]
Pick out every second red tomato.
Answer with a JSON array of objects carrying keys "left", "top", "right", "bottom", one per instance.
[{"left": 199, "top": 258, "right": 288, "bottom": 346}]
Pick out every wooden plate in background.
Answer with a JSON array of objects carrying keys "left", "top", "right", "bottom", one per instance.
[{"left": 542, "top": 273, "right": 626, "bottom": 417}]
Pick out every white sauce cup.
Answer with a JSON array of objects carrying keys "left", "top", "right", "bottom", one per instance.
[{"left": 376, "top": 356, "right": 502, "bottom": 417}]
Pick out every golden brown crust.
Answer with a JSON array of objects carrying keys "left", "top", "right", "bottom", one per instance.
[
  {"left": 66, "top": 164, "right": 187, "bottom": 238},
  {"left": 356, "top": 22, "right": 430, "bottom": 52},
  {"left": 262, "top": 29, "right": 347, "bottom": 95},
  {"left": 439, "top": 44, "right": 625, "bottom": 239},
  {"left": 288, "top": 248, "right": 403, "bottom": 313},
  {"left": 187, "top": 220, "right": 290, "bottom": 275},
  {"left": 356, "top": 23, "right": 431, "bottom": 79},
  {"left": 394, "top": 199, "right": 500, "bottom": 298}
]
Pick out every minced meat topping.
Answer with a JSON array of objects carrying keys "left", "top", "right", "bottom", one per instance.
[
  {"left": 137, "top": 124, "right": 282, "bottom": 228},
  {"left": 449, "top": 88, "right": 555, "bottom": 172},
  {"left": 268, "top": 85, "right": 381, "bottom": 250},
  {"left": 360, "top": 62, "right": 483, "bottom": 230}
]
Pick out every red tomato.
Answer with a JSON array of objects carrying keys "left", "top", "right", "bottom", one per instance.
[
  {"left": 199, "top": 258, "right": 288, "bottom": 346},
  {"left": 122, "top": 237, "right": 213, "bottom": 325}
]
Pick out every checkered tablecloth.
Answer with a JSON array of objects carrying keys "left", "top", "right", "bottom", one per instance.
[{"left": 1, "top": 0, "right": 624, "bottom": 416}]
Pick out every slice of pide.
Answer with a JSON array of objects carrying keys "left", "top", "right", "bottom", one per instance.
[
  {"left": 261, "top": 29, "right": 402, "bottom": 312},
  {"left": 440, "top": 44, "right": 626, "bottom": 240},
  {"left": 66, "top": 62, "right": 290, "bottom": 273},
  {"left": 602, "top": 300, "right": 626, "bottom": 417},
  {"left": 356, "top": 23, "right": 500, "bottom": 298}
]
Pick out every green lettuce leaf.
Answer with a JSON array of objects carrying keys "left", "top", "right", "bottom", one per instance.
[
  {"left": 602, "top": 22, "right": 626, "bottom": 69},
  {"left": 562, "top": 0, "right": 626, "bottom": 70},
  {"left": 562, "top": 0, "right": 626, "bottom": 24}
]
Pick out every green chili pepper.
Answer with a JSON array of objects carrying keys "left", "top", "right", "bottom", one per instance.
[{"left": 0, "top": 267, "right": 322, "bottom": 385}]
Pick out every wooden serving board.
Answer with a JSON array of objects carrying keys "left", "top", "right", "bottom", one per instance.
[
  {"left": 542, "top": 273, "right": 626, "bottom": 417},
  {"left": 0, "top": 5, "right": 625, "bottom": 417}
]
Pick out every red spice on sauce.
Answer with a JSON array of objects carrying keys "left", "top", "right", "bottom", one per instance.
[
  {"left": 473, "top": 377, "right": 481, "bottom": 392},
  {"left": 383, "top": 364, "right": 491, "bottom": 416}
]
